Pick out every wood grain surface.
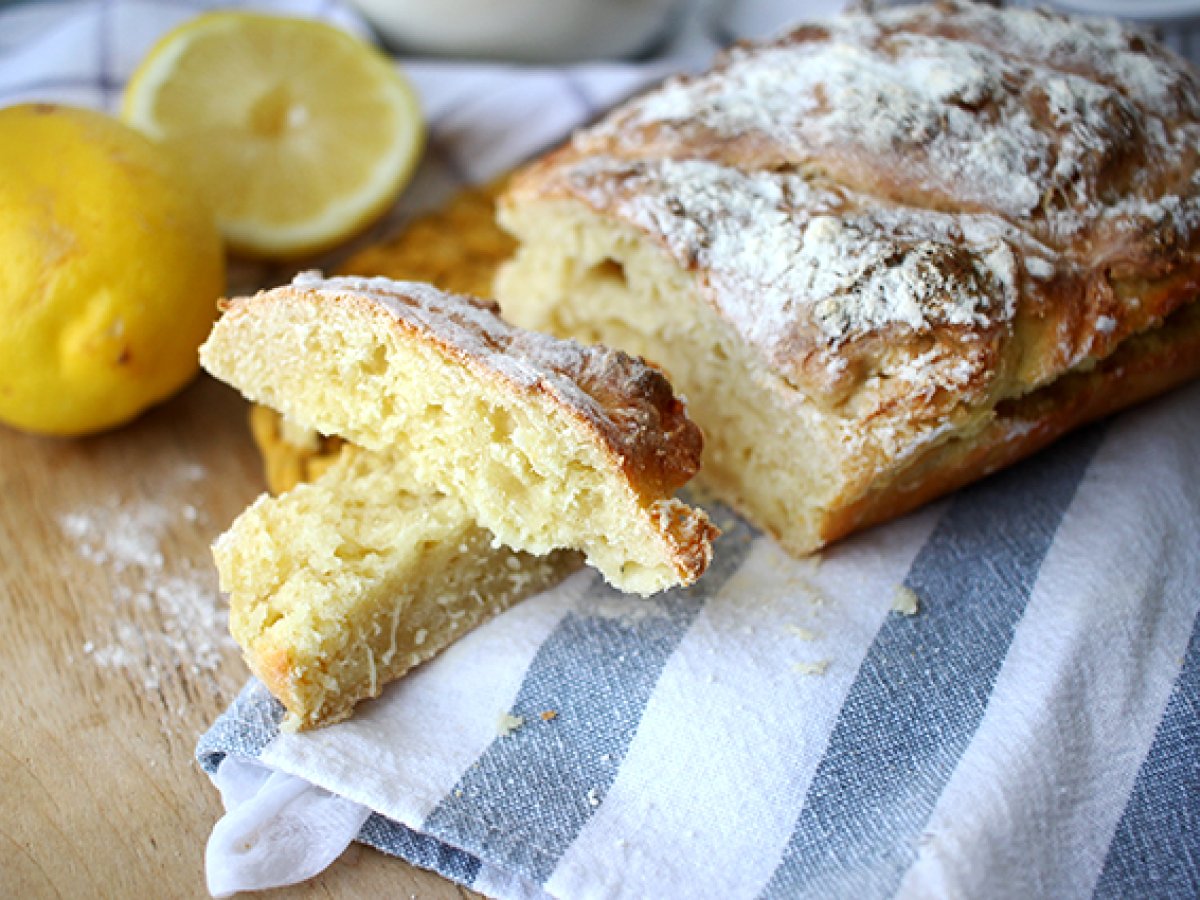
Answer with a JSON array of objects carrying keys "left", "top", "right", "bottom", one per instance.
[{"left": 0, "top": 374, "right": 479, "bottom": 899}]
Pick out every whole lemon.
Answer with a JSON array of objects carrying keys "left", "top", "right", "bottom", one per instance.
[{"left": 0, "top": 103, "right": 225, "bottom": 436}]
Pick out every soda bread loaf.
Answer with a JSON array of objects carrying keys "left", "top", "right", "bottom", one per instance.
[
  {"left": 202, "top": 272, "right": 716, "bottom": 596},
  {"left": 214, "top": 443, "right": 580, "bottom": 730},
  {"left": 496, "top": 0, "right": 1200, "bottom": 556}
]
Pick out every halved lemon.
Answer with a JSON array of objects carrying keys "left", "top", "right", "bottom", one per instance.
[{"left": 123, "top": 13, "right": 425, "bottom": 258}]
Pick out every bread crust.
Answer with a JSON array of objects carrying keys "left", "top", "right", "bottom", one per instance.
[
  {"left": 820, "top": 299, "right": 1200, "bottom": 548},
  {"left": 499, "top": 0, "right": 1200, "bottom": 554}
]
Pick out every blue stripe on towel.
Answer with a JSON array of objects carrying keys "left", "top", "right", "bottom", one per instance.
[
  {"left": 760, "top": 425, "right": 1107, "bottom": 899},
  {"left": 420, "top": 512, "right": 755, "bottom": 887},
  {"left": 359, "top": 814, "right": 484, "bottom": 885},
  {"left": 196, "top": 680, "right": 287, "bottom": 773},
  {"left": 1092, "top": 609, "right": 1200, "bottom": 900}
]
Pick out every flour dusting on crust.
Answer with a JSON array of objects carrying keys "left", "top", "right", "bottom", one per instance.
[
  {"left": 562, "top": 157, "right": 1034, "bottom": 368},
  {"left": 541, "top": 0, "right": 1200, "bottom": 406},
  {"left": 579, "top": 0, "right": 1198, "bottom": 241}
]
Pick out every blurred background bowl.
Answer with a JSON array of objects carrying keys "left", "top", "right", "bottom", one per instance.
[{"left": 344, "top": 0, "right": 684, "bottom": 62}]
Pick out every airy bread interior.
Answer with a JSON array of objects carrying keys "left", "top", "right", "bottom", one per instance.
[
  {"left": 201, "top": 288, "right": 713, "bottom": 594},
  {"left": 497, "top": 201, "right": 845, "bottom": 555},
  {"left": 215, "top": 443, "right": 578, "bottom": 730}
]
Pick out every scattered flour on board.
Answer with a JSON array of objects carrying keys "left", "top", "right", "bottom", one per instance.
[{"left": 58, "top": 463, "right": 236, "bottom": 694}]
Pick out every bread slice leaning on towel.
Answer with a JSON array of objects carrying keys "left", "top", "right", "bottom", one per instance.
[
  {"left": 202, "top": 274, "right": 717, "bottom": 728},
  {"left": 496, "top": 0, "right": 1200, "bottom": 557},
  {"left": 214, "top": 444, "right": 580, "bottom": 730}
]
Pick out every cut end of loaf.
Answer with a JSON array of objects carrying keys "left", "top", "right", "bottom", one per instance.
[
  {"left": 496, "top": 192, "right": 1200, "bottom": 560},
  {"left": 496, "top": 197, "right": 846, "bottom": 556}
]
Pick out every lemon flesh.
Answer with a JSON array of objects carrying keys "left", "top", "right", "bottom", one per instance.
[
  {"left": 0, "top": 104, "right": 225, "bottom": 437},
  {"left": 122, "top": 13, "right": 425, "bottom": 259}
]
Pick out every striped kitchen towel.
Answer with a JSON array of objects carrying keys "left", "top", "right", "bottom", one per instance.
[
  {"left": 5, "top": 1, "right": 1197, "bottom": 898},
  {"left": 194, "top": 387, "right": 1200, "bottom": 899}
]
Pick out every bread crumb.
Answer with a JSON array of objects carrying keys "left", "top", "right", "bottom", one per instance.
[
  {"left": 793, "top": 659, "right": 830, "bottom": 676},
  {"left": 892, "top": 585, "right": 920, "bottom": 616},
  {"left": 785, "top": 624, "right": 818, "bottom": 641},
  {"left": 497, "top": 713, "right": 525, "bottom": 736},
  {"left": 539, "top": 710, "right": 558, "bottom": 721}
]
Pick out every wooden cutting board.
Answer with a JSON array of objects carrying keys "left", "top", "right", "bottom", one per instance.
[{"left": 0, "top": 374, "right": 477, "bottom": 899}]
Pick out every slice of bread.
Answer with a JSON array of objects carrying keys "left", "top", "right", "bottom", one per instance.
[
  {"left": 201, "top": 272, "right": 717, "bottom": 595},
  {"left": 215, "top": 443, "right": 579, "bottom": 730}
]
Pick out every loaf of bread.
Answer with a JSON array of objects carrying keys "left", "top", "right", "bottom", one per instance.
[
  {"left": 214, "top": 443, "right": 580, "bottom": 730},
  {"left": 495, "top": 0, "right": 1200, "bottom": 556},
  {"left": 202, "top": 273, "right": 716, "bottom": 596}
]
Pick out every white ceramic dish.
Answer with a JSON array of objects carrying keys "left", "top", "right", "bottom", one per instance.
[{"left": 345, "top": 0, "right": 682, "bottom": 62}]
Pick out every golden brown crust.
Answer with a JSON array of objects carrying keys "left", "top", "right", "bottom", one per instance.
[
  {"left": 248, "top": 402, "right": 345, "bottom": 495},
  {"left": 819, "top": 299, "right": 1200, "bottom": 548},
  {"left": 649, "top": 496, "right": 719, "bottom": 588},
  {"left": 337, "top": 180, "right": 515, "bottom": 299},
  {"left": 250, "top": 645, "right": 299, "bottom": 718}
]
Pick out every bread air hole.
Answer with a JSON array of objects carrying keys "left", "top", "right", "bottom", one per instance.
[{"left": 586, "top": 258, "right": 628, "bottom": 287}]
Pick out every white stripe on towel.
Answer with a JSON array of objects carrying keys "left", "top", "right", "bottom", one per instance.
[{"left": 895, "top": 381, "right": 1200, "bottom": 900}]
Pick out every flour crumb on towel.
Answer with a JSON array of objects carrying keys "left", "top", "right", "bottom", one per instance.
[
  {"left": 497, "top": 712, "right": 525, "bottom": 736},
  {"left": 786, "top": 624, "right": 819, "bottom": 641},
  {"left": 892, "top": 585, "right": 921, "bottom": 616},
  {"left": 793, "top": 659, "right": 831, "bottom": 677}
]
